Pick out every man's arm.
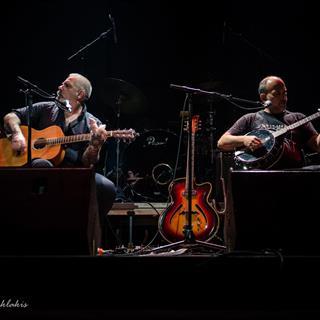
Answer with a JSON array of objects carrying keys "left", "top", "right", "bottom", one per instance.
[
  {"left": 307, "top": 134, "right": 320, "bottom": 153},
  {"left": 4, "top": 112, "right": 22, "bottom": 134},
  {"left": 3, "top": 112, "right": 26, "bottom": 153},
  {"left": 217, "top": 132, "right": 262, "bottom": 152},
  {"left": 82, "top": 118, "right": 107, "bottom": 167}
]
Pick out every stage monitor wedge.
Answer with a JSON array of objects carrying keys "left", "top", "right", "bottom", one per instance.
[
  {"left": 226, "top": 169, "right": 320, "bottom": 255},
  {"left": 0, "top": 168, "right": 100, "bottom": 255}
]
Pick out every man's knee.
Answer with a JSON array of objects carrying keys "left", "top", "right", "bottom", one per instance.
[
  {"left": 31, "top": 159, "right": 54, "bottom": 168},
  {"left": 95, "top": 173, "right": 116, "bottom": 211}
]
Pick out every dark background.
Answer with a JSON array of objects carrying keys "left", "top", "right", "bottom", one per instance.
[
  {"left": 2, "top": 5, "right": 320, "bottom": 318},
  {"left": 1, "top": 0, "right": 319, "bottom": 188}
]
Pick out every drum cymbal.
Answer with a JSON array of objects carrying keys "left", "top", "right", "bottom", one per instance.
[{"left": 98, "top": 78, "right": 148, "bottom": 115}]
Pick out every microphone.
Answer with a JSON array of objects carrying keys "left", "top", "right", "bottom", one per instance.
[
  {"left": 56, "top": 99, "right": 72, "bottom": 113},
  {"left": 262, "top": 100, "right": 272, "bottom": 107},
  {"left": 108, "top": 14, "right": 118, "bottom": 44},
  {"left": 63, "top": 99, "right": 72, "bottom": 112},
  {"left": 52, "top": 94, "right": 72, "bottom": 113}
]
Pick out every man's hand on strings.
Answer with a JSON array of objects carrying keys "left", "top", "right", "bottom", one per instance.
[
  {"left": 89, "top": 118, "right": 108, "bottom": 148},
  {"left": 11, "top": 131, "right": 27, "bottom": 154},
  {"left": 244, "top": 135, "right": 262, "bottom": 152}
]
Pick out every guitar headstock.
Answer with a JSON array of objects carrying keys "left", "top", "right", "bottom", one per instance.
[
  {"left": 184, "top": 115, "right": 201, "bottom": 133},
  {"left": 109, "top": 129, "right": 139, "bottom": 142},
  {"left": 192, "top": 115, "right": 200, "bottom": 133}
]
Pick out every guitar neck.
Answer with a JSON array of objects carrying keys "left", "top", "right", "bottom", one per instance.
[
  {"left": 34, "top": 128, "right": 137, "bottom": 147},
  {"left": 46, "top": 133, "right": 92, "bottom": 146},
  {"left": 274, "top": 111, "right": 320, "bottom": 138},
  {"left": 185, "top": 132, "right": 195, "bottom": 191}
]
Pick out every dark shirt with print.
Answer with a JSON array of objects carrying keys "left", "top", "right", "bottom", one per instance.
[{"left": 227, "top": 110, "right": 318, "bottom": 169}]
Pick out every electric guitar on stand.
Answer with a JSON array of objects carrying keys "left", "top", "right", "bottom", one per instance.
[
  {"left": 158, "top": 115, "right": 220, "bottom": 243},
  {"left": 0, "top": 125, "right": 138, "bottom": 167}
]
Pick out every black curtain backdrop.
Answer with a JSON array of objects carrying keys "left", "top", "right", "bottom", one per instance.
[{"left": 1, "top": 0, "right": 319, "bottom": 142}]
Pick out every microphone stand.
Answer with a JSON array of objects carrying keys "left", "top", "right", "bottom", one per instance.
[
  {"left": 19, "top": 88, "right": 33, "bottom": 167},
  {"left": 113, "top": 95, "right": 124, "bottom": 201},
  {"left": 67, "top": 28, "right": 113, "bottom": 61},
  {"left": 150, "top": 84, "right": 265, "bottom": 253},
  {"left": 185, "top": 95, "right": 195, "bottom": 243},
  {"left": 67, "top": 27, "right": 116, "bottom": 184},
  {"left": 152, "top": 93, "right": 226, "bottom": 253},
  {"left": 115, "top": 96, "right": 121, "bottom": 190},
  {"left": 17, "top": 76, "right": 71, "bottom": 112},
  {"left": 169, "top": 84, "right": 264, "bottom": 107},
  {"left": 17, "top": 76, "right": 72, "bottom": 167}
]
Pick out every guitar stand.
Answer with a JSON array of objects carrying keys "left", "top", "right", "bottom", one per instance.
[
  {"left": 151, "top": 93, "right": 226, "bottom": 255},
  {"left": 151, "top": 237, "right": 226, "bottom": 254},
  {"left": 127, "top": 209, "right": 135, "bottom": 250}
]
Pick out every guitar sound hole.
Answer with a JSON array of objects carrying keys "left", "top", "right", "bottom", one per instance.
[{"left": 34, "top": 138, "right": 47, "bottom": 150}]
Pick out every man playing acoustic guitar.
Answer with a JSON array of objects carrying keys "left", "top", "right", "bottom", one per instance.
[
  {"left": 217, "top": 75, "right": 320, "bottom": 170},
  {"left": 3, "top": 73, "right": 117, "bottom": 247}
]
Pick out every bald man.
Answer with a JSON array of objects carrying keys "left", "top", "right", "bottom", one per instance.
[
  {"left": 3, "top": 73, "right": 116, "bottom": 247},
  {"left": 217, "top": 76, "right": 320, "bottom": 169}
]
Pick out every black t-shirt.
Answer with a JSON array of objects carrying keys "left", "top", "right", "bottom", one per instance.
[
  {"left": 227, "top": 110, "right": 318, "bottom": 169},
  {"left": 13, "top": 101, "right": 102, "bottom": 166}
]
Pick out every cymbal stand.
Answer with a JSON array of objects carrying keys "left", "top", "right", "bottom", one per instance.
[
  {"left": 113, "top": 94, "right": 127, "bottom": 202},
  {"left": 115, "top": 96, "right": 121, "bottom": 189},
  {"left": 151, "top": 94, "right": 225, "bottom": 254}
]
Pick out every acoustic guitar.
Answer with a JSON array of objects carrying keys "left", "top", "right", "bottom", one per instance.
[
  {"left": 158, "top": 115, "right": 220, "bottom": 243},
  {"left": 234, "top": 109, "right": 320, "bottom": 170},
  {"left": 0, "top": 125, "right": 137, "bottom": 167}
]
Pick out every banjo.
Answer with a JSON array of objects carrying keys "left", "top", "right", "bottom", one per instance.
[{"left": 234, "top": 109, "right": 320, "bottom": 170}]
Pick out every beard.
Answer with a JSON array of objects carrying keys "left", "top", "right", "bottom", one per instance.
[
  {"left": 55, "top": 91, "right": 72, "bottom": 112},
  {"left": 56, "top": 90, "right": 64, "bottom": 102}
]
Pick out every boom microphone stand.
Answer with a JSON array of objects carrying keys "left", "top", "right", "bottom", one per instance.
[
  {"left": 22, "top": 87, "right": 33, "bottom": 167},
  {"left": 169, "top": 84, "right": 265, "bottom": 107},
  {"left": 151, "top": 92, "right": 226, "bottom": 253},
  {"left": 151, "top": 84, "right": 267, "bottom": 253},
  {"left": 17, "top": 76, "right": 72, "bottom": 167},
  {"left": 67, "top": 28, "right": 113, "bottom": 61}
]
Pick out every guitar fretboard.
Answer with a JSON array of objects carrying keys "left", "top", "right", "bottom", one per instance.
[
  {"left": 35, "top": 130, "right": 133, "bottom": 146},
  {"left": 273, "top": 110, "right": 320, "bottom": 138},
  {"left": 45, "top": 133, "right": 91, "bottom": 145}
]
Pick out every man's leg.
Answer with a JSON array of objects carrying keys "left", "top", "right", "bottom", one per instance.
[{"left": 95, "top": 173, "right": 116, "bottom": 248}]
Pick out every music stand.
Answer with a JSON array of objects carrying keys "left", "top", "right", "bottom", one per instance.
[{"left": 151, "top": 93, "right": 226, "bottom": 254}]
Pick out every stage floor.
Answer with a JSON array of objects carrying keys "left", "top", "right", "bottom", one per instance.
[{"left": 1, "top": 252, "right": 320, "bottom": 319}]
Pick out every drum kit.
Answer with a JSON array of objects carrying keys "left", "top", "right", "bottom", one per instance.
[{"left": 99, "top": 77, "right": 221, "bottom": 202}]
